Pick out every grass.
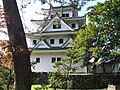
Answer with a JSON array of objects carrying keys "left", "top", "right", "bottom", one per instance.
[
  {"left": 31, "top": 85, "right": 107, "bottom": 90},
  {"left": 31, "top": 85, "right": 63, "bottom": 90},
  {"left": 31, "top": 85, "right": 41, "bottom": 90}
]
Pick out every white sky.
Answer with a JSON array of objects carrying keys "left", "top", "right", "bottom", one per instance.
[
  {"left": 0, "top": 1, "right": 8, "bottom": 40},
  {"left": 0, "top": 0, "right": 105, "bottom": 40}
]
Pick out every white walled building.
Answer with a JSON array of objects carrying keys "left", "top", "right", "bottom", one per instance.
[{"left": 26, "top": 6, "right": 87, "bottom": 72}]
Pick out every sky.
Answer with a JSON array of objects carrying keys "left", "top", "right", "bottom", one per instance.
[
  {"left": 0, "top": 1, "right": 8, "bottom": 40},
  {"left": 0, "top": 0, "right": 105, "bottom": 40},
  {"left": 79, "top": 0, "right": 105, "bottom": 16}
]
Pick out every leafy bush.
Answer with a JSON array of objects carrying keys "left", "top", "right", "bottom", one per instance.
[
  {"left": 0, "top": 65, "right": 14, "bottom": 90},
  {"left": 32, "top": 72, "right": 49, "bottom": 85},
  {"left": 70, "top": 74, "right": 120, "bottom": 89},
  {"left": 32, "top": 72, "right": 120, "bottom": 89}
]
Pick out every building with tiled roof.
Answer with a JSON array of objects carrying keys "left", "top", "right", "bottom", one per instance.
[{"left": 26, "top": 5, "right": 87, "bottom": 72}]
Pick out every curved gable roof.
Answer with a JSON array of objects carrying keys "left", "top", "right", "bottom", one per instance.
[{"left": 41, "top": 14, "right": 73, "bottom": 32}]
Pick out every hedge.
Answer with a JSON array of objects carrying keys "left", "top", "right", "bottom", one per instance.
[
  {"left": 31, "top": 72, "right": 49, "bottom": 85},
  {"left": 31, "top": 72, "right": 120, "bottom": 89},
  {"left": 71, "top": 74, "right": 120, "bottom": 89}
]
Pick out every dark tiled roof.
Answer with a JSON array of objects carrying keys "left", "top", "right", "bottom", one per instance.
[
  {"left": 29, "top": 47, "right": 70, "bottom": 50},
  {"left": 26, "top": 30, "right": 77, "bottom": 36},
  {"left": 42, "top": 30, "right": 75, "bottom": 33},
  {"left": 41, "top": 5, "right": 72, "bottom": 10},
  {"left": 31, "top": 16, "right": 85, "bottom": 22}
]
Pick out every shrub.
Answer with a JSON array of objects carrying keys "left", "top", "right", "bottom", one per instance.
[{"left": 32, "top": 72, "right": 120, "bottom": 89}]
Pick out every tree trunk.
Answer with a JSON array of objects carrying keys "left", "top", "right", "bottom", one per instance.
[
  {"left": 103, "top": 64, "right": 106, "bottom": 74},
  {"left": 3, "top": 0, "right": 31, "bottom": 90},
  {"left": 92, "top": 64, "right": 96, "bottom": 74}
]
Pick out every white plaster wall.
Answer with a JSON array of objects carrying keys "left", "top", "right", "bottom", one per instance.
[
  {"left": 62, "top": 11, "right": 73, "bottom": 17},
  {"left": 31, "top": 52, "right": 87, "bottom": 73},
  {"left": 74, "top": 23, "right": 79, "bottom": 29},
  {"left": 26, "top": 35, "right": 72, "bottom": 48},
  {"left": 37, "top": 44, "right": 47, "bottom": 48},
  {"left": 26, "top": 38, "right": 31, "bottom": 47},
  {"left": 45, "top": 36, "right": 71, "bottom": 47},
  {"left": 44, "top": 20, "right": 72, "bottom": 32},
  {"left": 26, "top": 37, "right": 39, "bottom": 48},
  {"left": 76, "top": 23, "right": 79, "bottom": 29},
  {"left": 26, "top": 38, "right": 35, "bottom": 48},
  {"left": 64, "top": 38, "right": 73, "bottom": 48},
  {"left": 65, "top": 43, "right": 72, "bottom": 48},
  {"left": 61, "top": 21, "right": 71, "bottom": 30},
  {"left": 68, "top": 23, "right": 79, "bottom": 30},
  {"left": 31, "top": 52, "right": 66, "bottom": 72},
  {"left": 51, "top": 11, "right": 73, "bottom": 17},
  {"left": 66, "top": 11, "right": 72, "bottom": 17}
]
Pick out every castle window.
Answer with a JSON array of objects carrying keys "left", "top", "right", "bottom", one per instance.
[
  {"left": 59, "top": 39, "right": 63, "bottom": 44},
  {"left": 51, "top": 57, "right": 61, "bottom": 63},
  {"left": 66, "top": 13, "right": 69, "bottom": 17},
  {"left": 62, "top": 13, "right": 69, "bottom": 17},
  {"left": 51, "top": 57, "right": 56, "bottom": 63},
  {"left": 53, "top": 19, "right": 61, "bottom": 29},
  {"left": 36, "top": 58, "right": 40, "bottom": 63},
  {"left": 53, "top": 24, "right": 61, "bottom": 29},
  {"left": 33, "top": 40, "right": 37, "bottom": 45},
  {"left": 51, "top": 15, "right": 54, "bottom": 18},
  {"left": 71, "top": 24, "right": 76, "bottom": 28},
  {"left": 50, "top": 39, "right": 54, "bottom": 44},
  {"left": 57, "top": 57, "right": 61, "bottom": 62}
]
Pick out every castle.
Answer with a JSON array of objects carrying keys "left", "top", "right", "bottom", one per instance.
[{"left": 26, "top": 5, "right": 87, "bottom": 72}]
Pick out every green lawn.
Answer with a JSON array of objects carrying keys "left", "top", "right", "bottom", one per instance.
[
  {"left": 31, "top": 85, "right": 63, "bottom": 90},
  {"left": 31, "top": 85, "right": 41, "bottom": 90},
  {"left": 31, "top": 85, "right": 107, "bottom": 90}
]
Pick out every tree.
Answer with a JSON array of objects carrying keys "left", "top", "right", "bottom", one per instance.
[
  {"left": 0, "top": 65, "right": 14, "bottom": 90},
  {"left": 70, "top": 0, "right": 120, "bottom": 73},
  {"left": 1, "top": 0, "right": 95, "bottom": 89},
  {"left": 49, "top": 50, "right": 78, "bottom": 90},
  {"left": 0, "top": 6, "right": 14, "bottom": 90},
  {"left": 2, "top": 0, "right": 31, "bottom": 90}
]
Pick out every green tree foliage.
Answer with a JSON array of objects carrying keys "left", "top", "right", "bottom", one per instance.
[
  {"left": 49, "top": 55, "right": 78, "bottom": 90},
  {"left": 71, "top": 0, "right": 120, "bottom": 71},
  {"left": 0, "top": 66, "right": 14, "bottom": 90},
  {"left": 0, "top": 6, "right": 14, "bottom": 90}
]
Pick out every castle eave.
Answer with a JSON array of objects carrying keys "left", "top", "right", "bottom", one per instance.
[
  {"left": 41, "top": 31, "right": 77, "bottom": 36},
  {"left": 30, "top": 48, "right": 68, "bottom": 53}
]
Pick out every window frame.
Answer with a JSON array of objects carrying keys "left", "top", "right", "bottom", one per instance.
[
  {"left": 57, "top": 57, "right": 61, "bottom": 62},
  {"left": 71, "top": 23, "right": 76, "bottom": 28},
  {"left": 36, "top": 58, "right": 40, "bottom": 63},
  {"left": 50, "top": 39, "right": 55, "bottom": 44},
  {"left": 62, "top": 13, "right": 69, "bottom": 17},
  {"left": 33, "top": 40, "right": 37, "bottom": 45},
  {"left": 51, "top": 57, "right": 56, "bottom": 63},
  {"left": 66, "top": 13, "right": 69, "bottom": 17},
  {"left": 53, "top": 23, "right": 61, "bottom": 29},
  {"left": 59, "top": 39, "right": 64, "bottom": 44}
]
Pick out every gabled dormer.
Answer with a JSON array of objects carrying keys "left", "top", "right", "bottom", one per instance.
[
  {"left": 41, "top": 14, "right": 74, "bottom": 33},
  {"left": 33, "top": 39, "right": 51, "bottom": 49}
]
